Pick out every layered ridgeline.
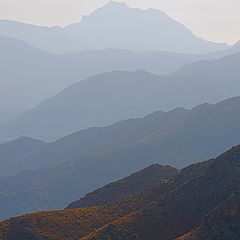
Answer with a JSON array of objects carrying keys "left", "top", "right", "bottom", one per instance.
[
  {"left": 0, "top": 1, "right": 239, "bottom": 126},
  {"left": 0, "top": 145, "right": 240, "bottom": 240},
  {"left": 0, "top": 97, "right": 240, "bottom": 219},
  {"left": 3, "top": 34, "right": 237, "bottom": 126},
  {"left": 1, "top": 52, "right": 240, "bottom": 141},
  {"left": 0, "top": 1, "right": 239, "bottom": 125},
  {"left": 0, "top": 34, "right": 212, "bottom": 125},
  {"left": 0, "top": 2, "right": 229, "bottom": 54}
]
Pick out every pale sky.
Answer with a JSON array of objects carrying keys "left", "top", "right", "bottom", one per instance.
[{"left": 0, "top": 0, "right": 239, "bottom": 45}]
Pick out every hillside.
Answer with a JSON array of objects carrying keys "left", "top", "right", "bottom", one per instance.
[
  {"left": 68, "top": 164, "right": 178, "bottom": 208},
  {"left": 177, "top": 193, "right": 240, "bottom": 240},
  {"left": 0, "top": 164, "right": 176, "bottom": 221},
  {"left": 81, "top": 145, "right": 240, "bottom": 240},
  {"left": 1, "top": 52, "right": 240, "bottom": 141},
  {"left": 0, "top": 206, "right": 128, "bottom": 240},
  {"left": 0, "top": 137, "right": 45, "bottom": 177},
  {"left": 0, "top": 97, "right": 240, "bottom": 219},
  {"left": 0, "top": 145, "right": 240, "bottom": 239}
]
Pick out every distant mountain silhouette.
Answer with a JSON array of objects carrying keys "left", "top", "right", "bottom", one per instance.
[
  {"left": 0, "top": 20, "right": 80, "bottom": 54},
  {"left": 65, "top": 1, "right": 229, "bottom": 54},
  {"left": 0, "top": 34, "right": 60, "bottom": 118},
  {"left": 0, "top": 97, "right": 240, "bottom": 219},
  {"left": 0, "top": 145, "right": 240, "bottom": 239},
  {"left": 1, "top": 52, "right": 240, "bottom": 141},
  {"left": 1, "top": 34, "right": 225, "bottom": 125},
  {"left": 0, "top": 3, "right": 229, "bottom": 54}
]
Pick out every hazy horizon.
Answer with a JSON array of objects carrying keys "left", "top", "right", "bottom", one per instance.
[{"left": 0, "top": 0, "right": 239, "bottom": 45}]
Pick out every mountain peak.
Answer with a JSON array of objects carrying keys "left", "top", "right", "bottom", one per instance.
[
  {"left": 65, "top": 0, "right": 228, "bottom": 54},
  {"left": 103, "top": 1, "right": 128, "bottom": 9}
]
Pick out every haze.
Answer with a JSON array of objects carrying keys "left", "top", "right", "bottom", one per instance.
[{"left": 0, "top": 0, "right": 239, "bottom": 44}]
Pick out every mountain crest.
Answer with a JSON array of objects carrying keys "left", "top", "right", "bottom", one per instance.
[
  {"left": 65, "top": 1, "right": 229, "bottom": 54},
  {"left": 103, "top": 1, "right": 129, "bottom": 9}
]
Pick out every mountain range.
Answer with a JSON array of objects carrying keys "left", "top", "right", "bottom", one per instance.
[
  {"left": 0, "top": 2, "right": 229, "bottom": 54},
  {"left": 0, "top": 1, "right": 240, "bottom": 126},
  {"left": 1, "top": 51, "right": 240, "bottom": 141},
  {"left": 0, "top": 144, "right": 240, "bottom": 239},
  {"left": 65, "top": 1, "right": 229, "bottom": 54},
  {"left": 0, "top": 96, "right": 240, "bottom": 220},
  {"left": 0, "top": 1, "right": 239, "bottom": 238},
  {"left": 1, "top": 34, "right": 232, "bottom": 125}
]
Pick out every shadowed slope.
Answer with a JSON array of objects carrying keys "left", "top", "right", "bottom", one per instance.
[
  {"left": 81, "top": 145, "right": 240, "bottom": 240},
  {"left": 67, "top": 164, "right": 178, "bottom": 209},
  {"left": 177, "top": 192, "right": 240, "bottom": 240},
  {"left": 0, "top": 165, "right": 178, "bottom": 239},
  {"left": 1, "top": 145, "right": 240, "bottom": 239},
  {"left": 0, "top": 207, "right": 128, "bottom": 240}
]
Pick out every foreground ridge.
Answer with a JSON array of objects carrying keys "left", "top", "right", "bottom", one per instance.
[{"left": 0, "top": 145, "right": 240, "bottom": 239}]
